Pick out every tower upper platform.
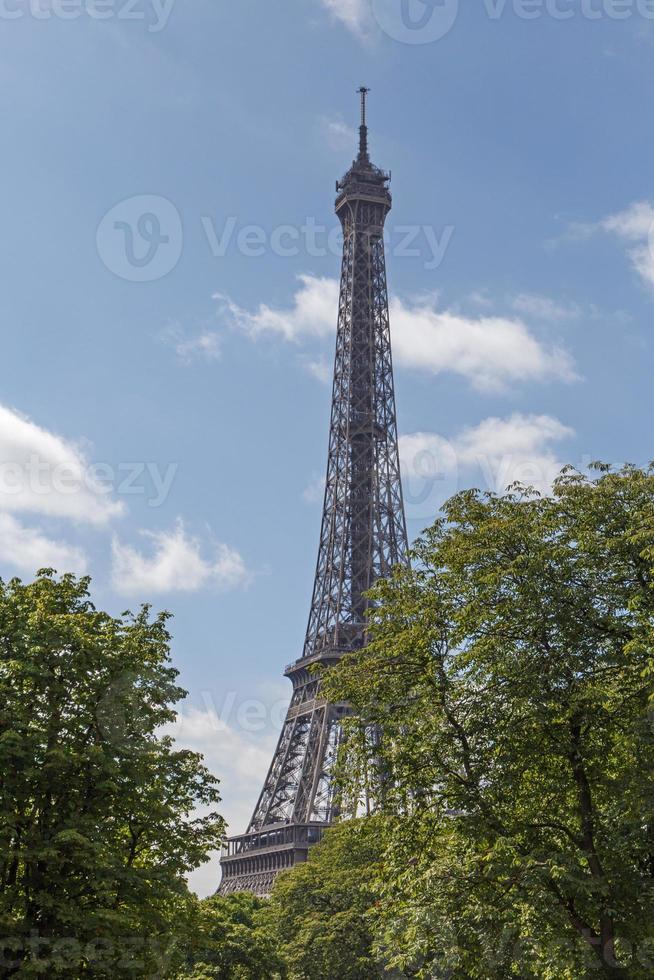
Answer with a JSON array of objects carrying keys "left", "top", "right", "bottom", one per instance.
[{"left": 335, "top": 87, "right": 392, "bottom": 214}]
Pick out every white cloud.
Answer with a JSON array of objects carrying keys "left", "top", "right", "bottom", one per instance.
[
  {"left": 511, "top": 293, "right": 581, "bottom": 322},
  {"left": 0, "top": 404, "right": 122, "bottom": 525},
  {"left": 300, "top": 354, "right": 332, "bottom": 384},
  {"left": 627, "top": 245, "right": 654, "bottom": 288},
  {"left": 467, "top": 289, "right": 493, "bottom": 309},
  {"left": 321, "top": 115, "right": 357, "bottom": 152},
  {"left": 303, "top": 473, "right": 326, "bottom": 504},
  {"left": 0, "top": 514, "right": 88, "bottom": 575},
  {"left": 0, "top": 403, "right": 126, "bottom": 577},
  {"left": 0, "top": 406, "right": 250, "bottom": 591},
  {"left": 390, "top": 297, "right": 576, "bottom": 392},
  {"left": 320, "top": 0, "right": 371, "bottom": 37},
  {"left": 163, "top": 326, "right": 221, "bottom": 364},
  {"left": 215, "top": 275, "right": 336, "bottom": 342},
  {"left": 169, "top": 705, "right": 279, "bottom": 786},
  {"left": 163, "top": 689, "right": 288, "bottom": 897},
  {"left": 400, "top": 413, "right": 574, "bottom": 502},
  {"left": 219, "top": 276, "right": 576, "bottom": 393},
  {"left": 568, "top": 201, "right": 654, "bottom": 289},
  {"left": 454, "top": 414, "right": 573, "bottom": 464},
  {"left": 601, "top": 200, "right": 654, "bottom": 240},
  {"left": 111, "top": 520, "right": 250, "bottom": 596},
  {"left": 601, "top": 201, "right": 654, "bottom": 288}
]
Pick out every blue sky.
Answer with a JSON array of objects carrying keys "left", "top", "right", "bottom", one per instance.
[{"left": 2, "top": 0, "right": 654, "bottom": 893}]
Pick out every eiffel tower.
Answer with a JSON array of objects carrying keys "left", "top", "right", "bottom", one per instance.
[{"left": 219, "top": 89, "right": 408, "bottom": 897}]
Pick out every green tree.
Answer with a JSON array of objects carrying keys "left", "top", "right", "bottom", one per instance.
[
  {"left": 174, "top": 892, "right": 286, "bottom": 979},
  {"left": 269, "top": 818, "right": 390, "bottom": 980},
  {"left": 0, "top": 571, "right": 224, "bottom": 978},
  {"left": 326, "top": 465, "right": 654, "bottom": 979}
]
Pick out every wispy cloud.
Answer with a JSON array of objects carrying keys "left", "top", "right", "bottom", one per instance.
[
  {"left": 0, "top": 405, "right": 251, "bottom": 590},
  {"left": 511, "top": 293, "right": 582, "bottom": 322},
  {"left": 0, "top": 513, "right": 88, "bottom": 576},
  {"left": 162, "top": 325, "right": 221, "bottom": 364},
  {"left": 563, "top": 200, "right": 654, "bottom": 290},
  {"left": 600, "top": 201, "right": 654, "bottom": 288},
  {"left": 111, "top": 520, "right": 250, "bottom": 596},
  {"left": 390, "top": 295, "right": 576, "bottom": 392},
  {"left": 164, "top": 685, "right": 288, "bottom": 896},
  {"left": 320, "top": 115, "right": 358, "bottom": 152},
  {"left": 467, "top": 289, "right": 494, "bottom": 309},
  {"left": 400, "top": 413, "right": 574, "bottom": 506},
  {"left": 319, "top": 0, "right": 372, "bottom": 38},
  {"left": 218, "top": 275, "right": 577, "bottom": 393},
  {"left": 0, "top": 404, "right": 122, "bottom": 525},
  {"left": 302, "top": 473, "right": 326, "bottom": 504},
  {"left": 0, "top": 403, "right": 128, "bottom": 578},
  {"left": 601, "top": 200, "right": 654, "bottom": 240},
  {"left": 215, "top": 275, "right": 336, "bottom": 343},
  {"left": 300, "top": 354, "right": 332, "bottom": 384}
]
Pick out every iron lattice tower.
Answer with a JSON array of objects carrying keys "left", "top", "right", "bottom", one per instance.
[{"left": 219, "top": 90, "right": 408, "bottom": 897}]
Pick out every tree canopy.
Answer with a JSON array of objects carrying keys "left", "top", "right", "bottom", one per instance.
[
  {"left": 269, "top": 818, "right": 385, "bottom": 980},
  {"left": 322, "top": 465, "right": 654, "bottom": 978},
  {"left": 0, "top": 571, "right": 224, "bottom": 978},
  {"left": 174, "top": 892, "right": 286, "bottom": 979}
]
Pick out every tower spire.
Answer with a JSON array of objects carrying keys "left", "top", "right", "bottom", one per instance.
[{"left": 358, "top": 86, "right": 370, "bottom": 161}]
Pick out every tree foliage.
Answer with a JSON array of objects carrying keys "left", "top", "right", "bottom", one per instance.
[
  {"left": 324, "top": 465, "right": 654, "bottom": 978},
  {"left": 174, "top": 892, "right": 286, "bottom": 979},
  {"left": 269, "top": 819, "right": 387, "bottom": 979},
  {"left": 0, "top": 571, "right": 224, "bottom": 978}
]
